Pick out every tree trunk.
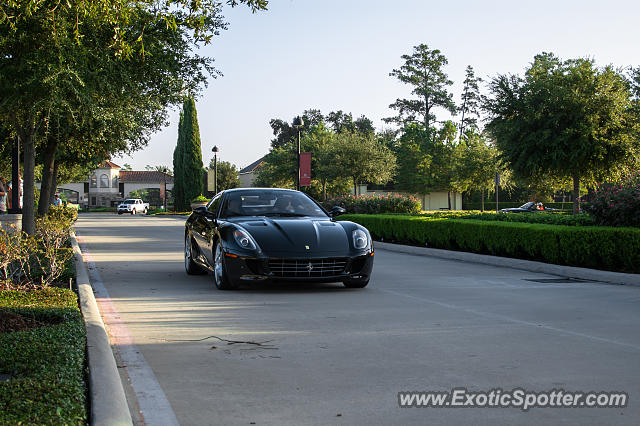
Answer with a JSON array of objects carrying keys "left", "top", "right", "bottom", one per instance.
[
  {"left": 353, "top": 177, "right": 357, "bottom": 196},
  {"left": 49, "top": 161, "right": 59, "bottom": 205},
  {"left": 481, "top": 189, "right": 485, "bottom": 212},
  {"left": 447, "top": 191, "right": 451, "bottom": 210},
  {"left": 322, "top": 180, "right": 327, "bottom": 201},
  {"left": 22, "top": 134, "right": 36, "bottom": 235},
  {"left": 572, "top": 174, "right": 580, "bottom": 214},
  {"left": 37, "top": 138, "right": 58, "bottom": 216}
]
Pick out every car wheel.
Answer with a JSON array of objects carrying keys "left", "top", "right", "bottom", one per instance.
[
  {"left": 213, "top": 240, "right": 238, "bottom": 290},
  {"left": 343, "top": 278, "right": 369, "bottom": 288},
  {"left": 131, "top": 209, "right": 135, "bottom": 215},
  {"left": 144, "top": 208, "right": 148, "bottom": 215},
  {"left": 185, "top": 233, "right": 205, "bottom": 275},
  {"left": 117, "top": 212, "right": 122, "bottom": 215}
]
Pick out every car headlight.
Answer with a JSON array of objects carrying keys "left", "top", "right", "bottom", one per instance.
[
  {"left": 352, "top": 229, "right": 369, "bottom": 249},
  {"left": 233, "top": 228, "right": 258, "bottom": 251}
]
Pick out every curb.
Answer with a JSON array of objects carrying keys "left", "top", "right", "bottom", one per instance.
[
  {"left": 375, "top": 241, "right": 640, "bottom": 287},
  {"left": 70, "top": 231, "right": 133, "bottom": 426}
]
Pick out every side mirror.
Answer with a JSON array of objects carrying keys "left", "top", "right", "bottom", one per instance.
[
  {"left": 330, "top": 206, "right": 346, "bottom": 217},
  {"left": 193, "top": 206, "right": 207, "bottom": 213}
]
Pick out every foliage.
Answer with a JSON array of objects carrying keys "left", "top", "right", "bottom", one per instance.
[
  {"left": 458, "top": 65, "right": 483, "bottom": 138},
  {"left": 175, "top": 97, "right": 204, "bottom": 211},
  {"left": 191, "top": 195, "right": 209, "bottom": 203},
  {"left": 419, "top": 210, "right": 595, "bottom": 226},
  {"left": 207, "top": 160, "right": 241, "bottom": 192},
  {"left": 1, "top": 206, "right": 75, "bottom": 289},
  {"left": 484, "top": 52, "right": 639, "bottom": 213},
  {"left": 385, "top": 44, "right": 456, "bottom": 127},
  {"left": 582, "top": 173, "right": 640, "bottom": 227},
  {"left": 340, "top": 214, "right": 640, "bottom": 273},
  {"left": 324, "top": 194, "right": 421, "bottom": 215},
  {"left": 0, "top": 288, "right": 86, "bottom": 425}
]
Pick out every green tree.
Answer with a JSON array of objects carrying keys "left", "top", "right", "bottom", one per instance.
[
  {"left": 332, "top": 132, "right": 396, "bottom": 195},
  {"left": 0, "top": 0, "right": 266, "bottom": 232},
  {"left": 458, "top": 65, "right": 483, "bottom": 139},
  {"left": 173, "top": 112, "right": 186, "bottom": 211},
  {"left": 207, "top": 160, "right": 241, "bottom": 192},
  {"left": 485, "top": 53, "right": 639, "bottom": 213},
  {"left": 457, "top": 132, "right": 504, "bottom": 211},
  {"left": 179, "top": 97, "right": 204, "bottom": 208},
  {"left": 385, "top": 44, "right": 456, "bottom": 128}
]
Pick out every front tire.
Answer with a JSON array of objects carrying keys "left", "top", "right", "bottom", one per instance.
[
  {"left": 213, "top": 241, "right": 238, "bottom": 290},
  {"left": 343, "top": 278, "right": 369, "bottom": 288},
  {"left": 185, "top": 233, "right": 205, "bottom": 275},
  {"left": 131, "top": 209, "right": 135, "bottom": 215}
]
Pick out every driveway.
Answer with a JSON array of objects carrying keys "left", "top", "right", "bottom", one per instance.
[{"left": 75, "top": 213, "right": 640, "bottom": 425}]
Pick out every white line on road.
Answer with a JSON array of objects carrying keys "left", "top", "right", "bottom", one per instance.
[
  {"left": 77, "top": 236, "right": 180, "bottom": 426},
  {"left": 380, "top": 288, "right": 640, "bottom": 352}
]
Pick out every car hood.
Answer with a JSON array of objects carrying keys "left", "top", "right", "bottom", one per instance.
[{"left": 232, "top": 217, "right": 351, "bottom": 256}]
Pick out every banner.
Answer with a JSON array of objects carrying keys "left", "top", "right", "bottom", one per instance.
[{"left": 300, "top": 152, "right": 311, "bottom": 187}]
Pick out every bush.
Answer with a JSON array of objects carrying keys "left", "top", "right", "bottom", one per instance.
[
  {"left": 582, "top": 174, "right": 640, "bottom": 227},
  {"left": 1, "top": 207, "right": 75, "bottom": 290},
  {"left": 0, "top": 289, "right": 86, "bottom": 425},
  {"left": 419, "top": 211, "right": 595, "bottom": 226},
  {"left": 191, "top": 195, "right": 209, "bottom": 203},
  {"left": 339, "top": 214, "right": 640, "bottom": 273},
  {"left": 324, "top": 193, "right": 421, "bottom": 215}
]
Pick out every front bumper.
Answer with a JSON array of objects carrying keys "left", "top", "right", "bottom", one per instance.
[{"left": 223, "top": 250, "right": 374, "bottom": 283}]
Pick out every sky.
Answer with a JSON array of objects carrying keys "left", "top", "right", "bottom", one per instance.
[{"left": 113, "top": 0, "right": 640, "bottom": 172}]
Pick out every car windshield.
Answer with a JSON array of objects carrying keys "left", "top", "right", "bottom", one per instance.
[
  {"left": 220, "top": 190, "right": 327, "bottom": 218},
  {"left": 123, "top": 200, "right": 136, "bottom": 204},
  {"left": 520, "top": 202, "right": 535, "bottom": 209}
]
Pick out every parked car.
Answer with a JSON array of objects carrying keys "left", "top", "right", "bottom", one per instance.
[
  {"left": 117, "top": 198, "right": 149, "bottom": 215},
  {"left": 500, "top": 202, "right": 555, "bottom": 213},
  {"left": 184, "top": 188, "right": 374, "bottom": 290}
]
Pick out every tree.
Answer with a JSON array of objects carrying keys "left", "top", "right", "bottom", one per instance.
[
  {"left": 385, "top": 44, "right": 456, "bottom": 128},
  {"left": 121, "top": 164, "right": 133, "bottom": 171},
  {"left": 484, "top": 53, "right": 639, "bottom": 213},
  {"left": 458, "top": 65, "right": 483, "bottom": 139},
  {"left": 179, "top": 97, "right": 204, "bottom": 209},
  {"left": 332, "top": 132, "right": 396, "bottom": 195},
  {"left": 269, "top": 109, "right": 324, "bottom": 149},
  {"left": 0, "top": 0, "right": 266, "bottom": 233},
  {"left": 457, "top": 132, "right": 504, "bottom": 211},
  {"left": 207, "top": 160, "right": 241, "bottom": 192},
  {"left": 173, "top": 112, "right": 186, "bottom": 211}
]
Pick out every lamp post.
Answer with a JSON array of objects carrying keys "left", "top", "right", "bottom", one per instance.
[
  {"left": 212, "top": 146, "right": 219, "bottom": 194},
  {"left": 161, "top": 167, "right": 168, "bottom": 211},
  {"left": 292, "top": 116, "right": 304, "bottom": 191}
]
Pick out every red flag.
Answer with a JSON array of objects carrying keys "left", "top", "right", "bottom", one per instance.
[{"left": 300, "top": 152, "right": 311, "bottom": 187}]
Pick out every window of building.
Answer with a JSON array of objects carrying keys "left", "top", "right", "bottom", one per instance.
[
  {"left": 91, "top": 197, "right": 97, "bottom": 206},
  {"left": 112, "top": 176, "right": 118, "bottom": 188},
  {"left": 90, "top": 175, "right": 97, "bottom": 188},
  {"left": 100, "top": 174, "right": 109, "bottom": 188}
]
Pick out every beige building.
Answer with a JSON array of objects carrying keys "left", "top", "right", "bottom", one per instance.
[{"left": 53, "top": 161, "right": 174, "bottom": 208}]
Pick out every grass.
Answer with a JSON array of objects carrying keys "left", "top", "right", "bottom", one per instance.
[{"left": 0, "top": 289, "right": 87, "bottom": 425}]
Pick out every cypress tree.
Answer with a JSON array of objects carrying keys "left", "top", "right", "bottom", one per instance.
[
  {"left": 172, "top": 111, "right": 185, "bottom": 211},
  {"left": 181, "top": 96, "right": 204, "bottom": 208}
]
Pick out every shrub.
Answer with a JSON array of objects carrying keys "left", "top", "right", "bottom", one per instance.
[
  {"left": 191, "top": 195, "right": 209, "bottom": 203},
  {"left": 419, "top": 211, "right": 595, "bottom": 226},
  {"left": 339, "top": 214, "right": 640, "bottom": 273},
  {"left": 582, "top": 174, "right": 640, "bottom": 227},
  {"left": 324, "top": 193, "right": 421, "bottom": 215},
  {"left": 0, "top": 289, "right": 86, "bottom": 425}
]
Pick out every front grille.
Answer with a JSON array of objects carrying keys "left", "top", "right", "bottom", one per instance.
[{"left": 268, "top": 258, "right": 348, "bottom": 278}]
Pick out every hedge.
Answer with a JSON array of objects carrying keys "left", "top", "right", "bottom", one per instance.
[
  {"left": 339, "top": 214, "right": 640, "bottom": 273},
  {"left": 0, "top": 289, "right": 87, "bottom": 424},
  {"left": 419, "top": 211, "right": 596, "bottom": 227},
  {"left": 462, "top": 201, "right": 574, "bottom": 211}
]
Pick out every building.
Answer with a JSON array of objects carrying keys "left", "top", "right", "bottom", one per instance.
[
  {"left": 55, "top": 161, "right": 174, "bottom": 208},
  {"left": 238, "top": 157, "right": 265, "bottom": 187}
]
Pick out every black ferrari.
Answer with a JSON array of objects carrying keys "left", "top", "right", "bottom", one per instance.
[{"left": 184, "top": 188, "right": 374, "bottom": 290}]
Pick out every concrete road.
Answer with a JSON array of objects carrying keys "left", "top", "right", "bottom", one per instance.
[{"left": 75, "top": 213, "right": 640, "bottom": 426}]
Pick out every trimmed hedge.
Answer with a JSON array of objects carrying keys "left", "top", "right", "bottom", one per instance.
[
  {"left": 463, "top": 201, "right": 574, "bottom": 211},
  {"left": 340, "top": 214, "right": 640, "bottom": 273},
  {"left": 324, "top": 193, "right": 421, "bottom": 215},
  {"left": 419, "top": 211, "right": 595, "bottom": 227},
  {"left": 0, "top": 289, "right": 87, "bottom": 424}
]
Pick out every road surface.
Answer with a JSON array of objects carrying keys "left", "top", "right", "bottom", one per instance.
[{"left": 75, "top": 213, "right": 640, "bottom": 425}]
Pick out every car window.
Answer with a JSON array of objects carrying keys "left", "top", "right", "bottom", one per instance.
[
  {"left": 219, "top": 190, "right": 327, "bottom": 218},
  {"left": 207, "top": 194, "right": 222, "bottom": 216}
]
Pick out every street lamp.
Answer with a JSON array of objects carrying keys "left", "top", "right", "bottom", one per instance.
[
  {"left": 212, "top": 146, "right": 219, "bottom": 194},
  {"left": 292, "top": 116, "right": 304, "bottom": 191},
  {"left": 161, "top": 167, "right": 168, "bottom": 211}
]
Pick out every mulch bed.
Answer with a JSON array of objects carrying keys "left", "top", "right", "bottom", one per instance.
[{"left": 0, "top": 310, "right": 46, "bottom": 334}]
